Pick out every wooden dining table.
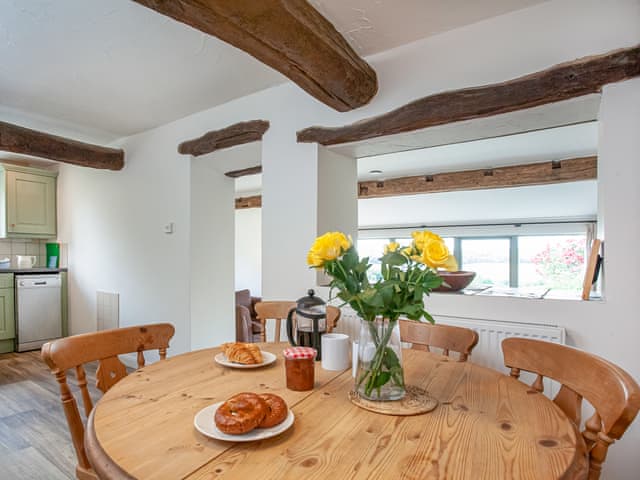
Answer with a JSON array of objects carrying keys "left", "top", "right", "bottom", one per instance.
[{"left": 85, "top": 342, "right": 587, "bottom": 479}]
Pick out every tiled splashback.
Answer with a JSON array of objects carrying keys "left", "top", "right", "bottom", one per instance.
[{"left": 0, "top": 239, "right": 49, "bottom": 267}]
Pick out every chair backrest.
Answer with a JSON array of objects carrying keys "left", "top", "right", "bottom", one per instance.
[
  {"left": 399, "top": 319, "right": 479, "bottom": 361},
  {"left": 502, "top": 338, "right": 640, "bottom": 480},
  {"left": 326, "top": 305, "right": 341, "bottom": 332},
  {"left": 255, "top": 301, "right": 340, "bottom": 342},
  {"left": 41, "top": 323, "right": 175, "bottom": 479}
]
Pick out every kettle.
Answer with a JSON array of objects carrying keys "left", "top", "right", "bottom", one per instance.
[
  {"left": 286, "top": 289, "right": 326, "bottom": 360},
  {"left": 16, "top": 255, "right": 37, "bottom": 269}
]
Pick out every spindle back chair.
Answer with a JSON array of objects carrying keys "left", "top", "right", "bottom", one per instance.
[
  {"left": 502, "top": 337, "right": 640, "bottom": 480},
  {"left": 399, "top": 319, "right": 479, "bottom": 361},
  {"left": 41, "top": 323, "right": 175, "bottom": 480}
]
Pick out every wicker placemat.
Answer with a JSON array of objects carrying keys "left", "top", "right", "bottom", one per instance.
[{"left": 348, "top": 385, "right": 439, "bottom": 416}]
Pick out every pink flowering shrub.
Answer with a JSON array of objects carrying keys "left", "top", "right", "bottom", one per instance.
[{"left": 532, "top": 239, "right": 585, "bottom": 290}]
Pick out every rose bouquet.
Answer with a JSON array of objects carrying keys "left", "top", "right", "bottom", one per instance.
[{"left": 307, "top": 230, "right": 457, "bottom": 400}]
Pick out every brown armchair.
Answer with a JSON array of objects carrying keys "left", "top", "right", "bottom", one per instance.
[{"left": 235, "top": 289, "right": 264, "bottom": 342}]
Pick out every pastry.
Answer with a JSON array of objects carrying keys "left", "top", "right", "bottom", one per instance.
[
  {"left": 215, "top": 392, "right": 267, "bottom": 435},
  {"left": 221, "top": 342, "right": 264, "bottom": 365},
  {"left": 258, "top": 393, "right": 288, "bottom": 428}
]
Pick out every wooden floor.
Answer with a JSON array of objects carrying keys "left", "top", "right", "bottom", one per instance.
[{"left": 0, "top": 350, "right": 100, "bottom": 479}]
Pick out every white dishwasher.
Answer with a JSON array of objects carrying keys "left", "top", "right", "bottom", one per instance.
[{"left": 16, "top": 274, "right": 62, "bottom": 352}]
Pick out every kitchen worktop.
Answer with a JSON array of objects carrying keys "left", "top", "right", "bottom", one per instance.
[{"left": 0, "top": 268, "right": 68, "bottom": 274}]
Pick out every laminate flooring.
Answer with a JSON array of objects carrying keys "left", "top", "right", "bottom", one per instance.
[{"left": 0, "top": 351, "right": 100, "bottom": 480}]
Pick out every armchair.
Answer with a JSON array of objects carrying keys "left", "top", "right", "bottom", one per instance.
[{"left": 235, "top": 289, "right": 264, "bottom": 342}]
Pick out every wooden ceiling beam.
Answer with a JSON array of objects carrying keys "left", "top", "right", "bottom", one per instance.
[
  {"left": 235, "top": 156, "right": 596, "bottom": 208},
  {"left": 0, "top": 121, "right": 124, "bottom": 170},
  {"left": 178, "top": 120, "right": 269, "bottom": 157},
  {"left": 358, "top": 156, "right": 597, "bottom": 199},
  {"left": 225, "top": 165, "right": 262, "bottom": 178},
  {"left": 134, "top": 0, "right": 377, "bottom": 112},
  {"left": 297, "top": 45, "right": 640, "bottom": 145},
  {"left": 235, "top": 195, "right": 262, "bottom": 209}
]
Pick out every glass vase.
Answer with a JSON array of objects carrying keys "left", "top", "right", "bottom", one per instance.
[{"left": 354, "top": 317, "right": 406, "bottom": 401}]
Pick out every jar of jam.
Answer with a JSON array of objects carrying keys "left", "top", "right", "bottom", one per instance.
[{"left": 283, "top": 347, "right": 316, "bottom": 391}]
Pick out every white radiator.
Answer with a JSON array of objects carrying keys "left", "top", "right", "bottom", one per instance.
[
  {"left": 334, "top": 307, "right": 565, "bottom": 397},
  {"left": 437, "top": 316, "right": 565, "bottom": 397},
  {"left": 97, "top": 291, "right": 120, "bottom": 331},
  {"left": 436, "top": 315, "right": 565, "bottom": 370}
]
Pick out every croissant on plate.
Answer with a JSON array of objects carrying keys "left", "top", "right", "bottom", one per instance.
[{"left": 221, "top": 342, "right": 263, "bottom": 365}]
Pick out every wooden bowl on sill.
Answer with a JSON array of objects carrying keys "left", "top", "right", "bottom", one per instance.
[{"left": 434, "top": 271, "right": 476, "bottom": 292}]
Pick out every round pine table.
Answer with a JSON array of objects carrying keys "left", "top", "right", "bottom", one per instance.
[{"left": 85, "top": 342, "right": 587, "bottom": 479}]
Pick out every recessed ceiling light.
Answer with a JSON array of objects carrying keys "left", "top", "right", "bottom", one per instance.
[{"left": 369, "top": 169, "right": 383, "bottom": 175}]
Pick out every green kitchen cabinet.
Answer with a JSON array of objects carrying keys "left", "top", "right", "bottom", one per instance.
[
  {"left": 0, "top": 273, "right": 14, "bottom": 353},
  {"left": 0, "top": 164, "right": 57, "bottom": 238}
]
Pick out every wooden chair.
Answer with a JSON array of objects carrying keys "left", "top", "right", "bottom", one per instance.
[
  {"left": 399, "top": 319, "right": 479, "bottom": 362},
  {"left": 41, "top": 323, "right": 175, "bottom": 480},
  {"left": 255, "top": 301, "right": 340, "bottom": 342},
  {"left": 502, "top": 338, "right": 640, "bottom": 480}
]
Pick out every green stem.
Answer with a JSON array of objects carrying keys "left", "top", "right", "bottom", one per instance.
[{"left": 362, "top": 319, "right": 398, "bottom": 397}]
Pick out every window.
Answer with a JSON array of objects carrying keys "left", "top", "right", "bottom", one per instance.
[
  {"left": 357, "top": 239, "right": 387, "bottom": 281},
  {"left": 358, "top": 222, "right": 592, "bottom": 294},
  {"left": 518, "top": 236, "right": 585, "bottom": 291},
  {"left": 460, "top": 238, "right": 510, "bottom": 288}
]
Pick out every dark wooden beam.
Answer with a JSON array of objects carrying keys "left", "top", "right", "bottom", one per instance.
[
  {"left": 298, "top": 45, "right": 640, "bottom": 145},
  {"left": 235, "top": 156, "right": 597, "bottom": 208},
  {"left": 134, "top": 0, "right": 377, "bottom": 112},
  {"left": 178, "top": 120, "right": 269, "bottom": 157},
  {"left": 235, "top": 195, "right": 262, "bottom": 209},
  {"left": 225, "top": 165, "right": 262, "bottom": 178},
  {"left": 358, "top": 156, "right": 597, "bottom": 199},
  {"left": 0, "top": 121, "right": 124, "bottom": 170}
]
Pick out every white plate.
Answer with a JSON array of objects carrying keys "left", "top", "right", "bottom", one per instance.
[
  {"left": 194, "top": 402, "right": 295, "bottom": 442},
  {"left": 214, "top": 351, "right": 276, "bottom": 369}
]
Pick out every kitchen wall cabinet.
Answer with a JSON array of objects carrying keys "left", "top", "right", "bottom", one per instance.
[
  {"left": 0, "top": 164, "right": 57, "bottom": 238},
  {"left": 0, "top": 273, "right": 15, "bottom": 353}
]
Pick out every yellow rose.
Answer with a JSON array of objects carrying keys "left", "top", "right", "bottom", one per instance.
[
  {"left": 307, "top": 251, "right": 324, "bottom": 268},
  {"left": 307, "top": 231, "right": 351, "bottom": 267},
  {"left": 411, "top": 230, "right": 443, "bottom": 251},
  {"left": 419, "top": 238, "right": 458, "bottom": 271},
  {"left": 384, "top": 241, "right": 400, "bottom": 254}
]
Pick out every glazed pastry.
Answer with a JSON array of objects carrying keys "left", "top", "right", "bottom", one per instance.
[
  {"left": 221, "top": 342, "right": 264, "bottom": 365},
  {"left": 215, "top": 392, "right": 267, "bottom": 435},
  {"left": 258, "top": 393, "right": 288, "bottom": 428}
]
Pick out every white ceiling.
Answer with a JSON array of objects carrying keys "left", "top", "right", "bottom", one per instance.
[
  {"left": 234, "top": 121, "right": 598, "bottom": 195},
  {"left": 358, "top": 121, "right": 598, "bottom": 181},
  {"left": 309, "top": 0, "right": 548, "bottom": 56},
  {"left": 0, "top": 0, "right": 285, "bottom": 138},
  {"left": 0, "top": 0, "right": 548, "bottom": 140}
]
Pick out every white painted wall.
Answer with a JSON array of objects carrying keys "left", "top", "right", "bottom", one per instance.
[
  {"left": 53, "top": 1, "right": 640, "bottom": 476},
  {"left": 317, "top": 146, "right": 358, "bottom": 239},
  {"left": 56, "top": 124, "right": 192, "bottom": 353},
  {"left": 359, "top": 181, "right": 597, "bottom": 227},
  {"left": 316, "top": 146, "right": 359, "bottom": 286},
  {"left": 189, "top": 156, "right": 235, "bottom": 349},
  {"left": 235, "top": 208, "right": 262, "bottom": 296}
]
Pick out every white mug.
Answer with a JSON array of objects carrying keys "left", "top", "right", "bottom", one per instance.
[{"left": 321, "top": 333, "right": 350, "bottom": 371}]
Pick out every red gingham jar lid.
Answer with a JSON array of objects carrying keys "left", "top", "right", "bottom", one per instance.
[{"left": 283, "top": 347, "right": 317, "bottom": 360}]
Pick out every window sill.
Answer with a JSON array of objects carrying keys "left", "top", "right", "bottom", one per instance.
[{"left": 432, "top": 287, "right": 601, "bottom": 301}]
